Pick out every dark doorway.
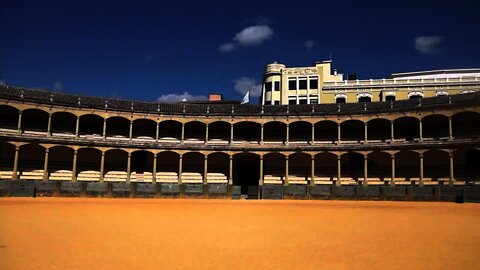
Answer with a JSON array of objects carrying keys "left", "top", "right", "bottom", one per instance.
[{"left": 233, "top": 153, "right": 259, "bottom": 197}]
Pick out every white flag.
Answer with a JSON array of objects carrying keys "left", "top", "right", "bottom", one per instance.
[{"left": 241, "top": 91, "right": 250, "bottom": 104}]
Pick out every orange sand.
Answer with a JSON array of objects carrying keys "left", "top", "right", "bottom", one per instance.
[{"left": 1, "top": 198, "right": 480, "bottom": 270}]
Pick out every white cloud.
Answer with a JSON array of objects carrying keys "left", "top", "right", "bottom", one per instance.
[
  {"left": 219, "top": 25, "right": 274, "bottom": 53},
  {"left": 415, "top": 36, "right": 444, "bottom": 55},
  {"left": 52, "top": 81, "right": 64, "bottom": 91},
  {"left": 234, "top": 77, "right": 262, "bottom": 97},
  {"left": 305, "top": 40, "right": 315, "bottom": 50},
  {"left": 156, "top": 92, "right": 208, "bottom": 103}
]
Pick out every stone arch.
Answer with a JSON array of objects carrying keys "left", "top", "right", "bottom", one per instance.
[
  {"left": 314, "top": 120, "right": 337, "bottom": 143},
  {"left": 422, "top": 114, "right": 449, "bottom": 140},
  {"left": 367, "top": 151, "right": 391, "bottom": 182},
  {"left": 0, "top": 142, "right": 16, "bottom": 175},
  {"left": 48, "top": 146, "right": 74, "bottom": 180},
  {"left": 314, "top": 152, "right": 337, "bottom": 182},
  {"left": 51, "top": 111, "right": 77, "bottom": 135},
  {"left": 233, "top": 153, "right": 260, "bottom": 194},
  {"left": 184, "top": 121, "right": 206, "bottom": 142},
  {"left": 395, "top": 150, "right": 420, "bottom": 182},
  {"left": 22, "top": 108, "right": 49, "bottom": 133},
  {"left": 367, "top": 118, "right": 390, "bottom": 142},
  {"left": 263, "top": 153, "right": 286, "bottom": 185},
  {"left": 207, "top": 152, "right": 229, "bottom": 183},
  {"left": 132, "top": 118, "right": 156, "bottom": 140},
  {"left": 394, "top": 116, "right": 419, "bottom": 141},
  {"left": 182, "top": 152, "right": 205, "bottom": 183},
  {"left": 424, "top": 149, "right": 449, "bottom": 181},
  {"left": 289, "top": 152, "right": 311, "bottom": 184},
  {"left": 341, "top": 120, "right": 364, "bottom": 143},
  {"left": 77, "top": 148, "right": 102, "bottom": 181},
  {"left": 264, "top": 121, "right": 286, "bottom": 143},
  {"left": 0, "top": 105, "right": 19, "bottom": 131},
  {"left": 208, "top": 121, "right": 230, "bottom": 143},
  {"left": 106, "top": 116, "right": 130, "bottom": 138},
  {"left": 18, "top": 143, "right": 45, "bottom": 180},
  {"left": 233, "top": 121, "right": 261, "bottom": 143},
  {"left": 453, "top": 148, "right": 480, "bottom": 182},
  {"left": 158, "top": 120, "right": 182, "bottom": 142},
  {"left": 104, "top": 149, "right": 128, "bottom": 181},
  {"left": 130, "top": 150, "right": 154, "bottom": 182},
  {"left": 340, "top": 152, "right": 364, "bottom": 183},
  {"left": 79, "top": 114, "right": 104, "bottom": 137},
  {"left": 289, "top": 121, "right": 312, "bottom": 143},
  {"left": 452, "top": 111, "right": 480, "bottom": 138},
  {"left": 156, "top": 151, "right": 180, "bottom": 182}
]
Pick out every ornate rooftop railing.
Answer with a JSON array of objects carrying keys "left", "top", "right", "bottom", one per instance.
[{"left": 1, "top": 85, "right": 479, "bottom": 116}]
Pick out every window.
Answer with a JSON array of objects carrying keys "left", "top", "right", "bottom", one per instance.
[
  {"left": 336, "top": 97, "right": 346, "bottom": 103},
  {"left": 265, "top": 82, "right": 272, "bottom": 91},
  {"left": 358, "top": 96, "right": 371, "bottom": 103},
  {"left": 274, "top": 81, "right": 280, "bottom": 91},
  {"left": 299, "top": 99, "right": 308, "bottom": 104},
  {"left": 385, "top": 95, "right": 396, "bottom": 102},
  {"left": 274, "top": 101, "right": 280, "bottom": 105},
  {"left": 310, "top": 78, "right": 318, "bottom": 89},
  {"left": 310, "top": 99, "right": 318, "bottom": 104},
  {"left": 409, "top": 95, "right": 422, "bottom": 100},
  {"left": 288, "top": 80, "right": 296, "bottom": 90},
  {"left": 288, "top": 99, "right": 297, "bottom": 105},
  {"left": 299, "top": 78, "right": 307, "bottom": 90}
]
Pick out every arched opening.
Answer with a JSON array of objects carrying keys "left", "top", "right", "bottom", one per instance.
[
  {"left": 409, "top": 94, "right": 423, "bottom": 100},
  {"left": 0, "top": 142, "right": 16, "bottom": 178},
  {"left": 233, "top": 122, "right": 261, "bottom": 143},
  {"left": 290, "top": 121, "right": 311, "bottom": 143},
  {"left": 263, "top": 153, "right": 285, "bottom": 185},
  {"left": 423, "top": 114, "right": 449, "bottom": 140},
  {"left": 207, "top": 152, "right": 229, "bottom": 184},
  {"left": 18, "top": 144, "right": 45, "bottom": 180},
  {"left": 22, "top": 109, "right": 49, "bottom": 134},
  {"left": 394, "top": 117, "right": 419, "bottom": 141},
  {"left": 367, "top": 151, "right": 391, "bottom": 183},
  {"left": 158, "top": 120, "right": 182, "bottom": 142},
  {"left": 358, "top": 96, "right": 371, "bottom": 103},
  {"left": 208, "top": 121, "right": 230, "bottom": 144},
  {"left": 233, "top": 153, "right": 260, "bottom": 194},
  {"left": 51, "top": 112, "right": 76, "bottom": 136},
  {"left": 289, "top": 153, "right": 311, "bottom": 184},
  {"left": 452, "top": 111, "right": 480, "bottom": 139},
  {"left": 341, "top": 120, "right": 364, "bottom": 143},
  {"left": 424, "top": 150, "right": 449, "bottom": 182},
  {"left": 132, "top": 119, "right": 156, "bottom": 140},
  {"left": 264, "top": 121, "right": 286, "bottom": 143},
  {"left": 314, "top": 153, "right": 337, "bottom": 184},
  {"left": 367, "top": 118, "right": 390, "bottom": 142},
  {"left": 48, "top": 146, "right": 74, "bottom": 181},
  {"left": 156, "top": 151, "right": 179, "bottom": 182},
  {"left": 79, "top": 114, "right": 104, "bottom": 137},
  {"left": 336, "top": 97, "right": 346, "bottom": 103},
  {"left": 130, "top": 150, "right": 154, "bottom": 182},
  {"left": 0, "top": 105, "right": 19, "bottom": 132},
  {"left": 340, "top": 152, "right": 364, "bottom": 183},
  {"left": 395, "top": 151, "right": 420, "bottom": 183},
  {"left": 184, "top": 121, "right": 206, "bottom": 142},
  {"left": 106, "top": 116, "right": 130, "bottom": 139},
  {"left": 454, "top": 148, "right": 480, "bottom": 183},
  {"left": 104, "top": 149, "right": 128, "bottom": 182},
  {"left": 314, "top": 121, "right": 337, "bottom": 143},
  {"left": 76, "top": 148, "right": 101, "bottom": 181},
  {"left": 182, "top": 152, "right": 204, "bottom": 183}
]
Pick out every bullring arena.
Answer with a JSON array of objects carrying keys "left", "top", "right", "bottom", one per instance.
[{"left": 1, "top": 84, "right": 480, "bottom": 269}]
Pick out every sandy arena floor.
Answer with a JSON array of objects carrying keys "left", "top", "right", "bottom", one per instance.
[{"left": 0, "top": 198, "right": 479, "bottom": 270}]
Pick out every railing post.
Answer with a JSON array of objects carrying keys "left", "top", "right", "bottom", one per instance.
[
  {"left": 364, "top": 122, "right": 368, "bottom": 144},
  {"left": 260, "top": 124, "right": 264, "bottom": 145},
  {"left": 230, "top": 124, "right": 234, "bottom": 144},
  {"left": 286, "top": 124, "right": 289, "bottom": 145},
  {"left": 205, "top": 124, "right": 209, "bottom": 144}
]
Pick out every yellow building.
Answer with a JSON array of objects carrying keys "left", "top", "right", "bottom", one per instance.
[{"left": 261, "top": 61, "right": 480, "bottom": 105}]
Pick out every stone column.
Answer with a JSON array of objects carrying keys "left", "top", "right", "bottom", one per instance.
[
  {"left": 153, "top": 153, "right": 157, "bottom": 183},
  {"left": 284, "top": 156, "right": 289, "bottom": 186},
  {"left": 390, "top": 120, "right": 394, "bottom": 142},
  {"left": 448, "top": 117, "right": 453, "bottom": 140},
  {"left": 126, "top": 152, "right": 131, "bottom": 182},
  {"left": 337, "top": 155, "right": 342, "bottom": 186},
  {"left": 47, "top": 113, "right": 52, "bottom": 137},
  {"left": 72, "top": 149, "right": 78, "bottom": 181},
  {"left": 12, "top": 145, "right": 20, "bottom": 180},
  {"left": 364, "top": 122, "right": 368, "bottom": 144},
  {"left": 129, "top": 120, "right": 133, "bottom": 142},
  {"left": 259, "top": 156, "right": 264, "bottom": 186},
  {"left": 337, "top": 123, "right": 341, "bottom": 144},
  {"left": 260, "top": 124, "right": 264, "bottom": 145},
  {"left": 449, "top": 152, "right": 454, "bottom": 186},
  {"left": 102, "top": 119, "right": 107, "bottom": 139},
  {"left": 203, "top": 156, "right": 208, "bottom": 185},
  {"left": 419, "top": 152, "right": 424, "bottom": 186},
  {"left": 310, "top": 155, "right": 315, "bottom": 186},
  {"left": 363, "top": 155, "right": 368, "bottom": 185},
  {"left": 75, "top": 116, "right": 80, "bottom": 138},
  {"left": 205, "top": 124, "right": 209, "bottom": 144},
  {"left": 100, "top": 151, "right": 105, "bottom": 182},
  {"left": 228, "top": 155, "right": 233, "bottom": 185},
  {"left": 43, "top": 148, "right": 49, "bottom": 181},
  {"left": 17, "top": 111, "right": 22, "bottom": 134},
  {"left": 390, "top": 154, "right": 396, "bottom": 186},
  {"left": 178, "top": 155, "right": 183, "bottom": 184},
  {"left": 155, "top": 122, "right": 160, "bottom": 142},
  {"left": 286, "top": 124, "right": 289, "bottom": 145},
  {"left": 311, "top": 123, "right": 315, "bottom": 145},
  {"left": 230, "top": 124, "right": 234, "bottom": 144},
  {"left": 181, "top": 123, "right": 185, "bottom": 144},
  {"left": 419, "top": 119, "right": 423, "bottom": 142}
]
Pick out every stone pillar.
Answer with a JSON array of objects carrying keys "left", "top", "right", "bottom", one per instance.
[
  {"left": 230, "top": 124, "right": 234, "bottom": 144},
  {"left": 228, "top": 155, "right": 233, "bottom": 185},
  {"left": 12, "top": 145, "right": 20, "bottom": 180},
  {"left": 284, "top": 156, "right": 289, "bottom": 186},
  {"left": 390, "top": 154, "right": 396, "bottom": 186},
  {"left": 310, "top": 155, "right": 315, "bottom": 186},
  {"left": 181, "top": 123, "right": 185, "bottom": 144},
  {"left": 311, "top": 123, "right": 315, "bottom": 144},
  {"left": 153, "top": 153, "right": 157, "bottom": 183},
  {"left": 364, "top": 122, "right": 368, "bottom": 144},
  {"left": 178, "top": 155, "right": 183, "bottom": 184},
  {"left": 419, "top": 152, "right": 424, "bottom": 186},
  {"left": 203, "top": 156, "right": 208, "bottom": 185},
  {"left": 17, "top": 111, "right": 22, "bottom": 134},
  {"left": 260, "top": 124, "right": 264, "bottom": 145},
  {"left": 363, "top": 155, "right": 368, "bottom": 185},
  {"left": 102, "top": 119, "right": 107, "bottom": 139},
  {"left": 129, "top": 120, "right": 133, "bottom": 142},
  {"left": 449, "top": 152, "right": 454, "bottom": 186},
  {"left": 419, "top": 119, "right": 423, "bottom": 142},
  {"left": 126, "top": 152, "right": 131, "bottom": 182},
  {"left": 100, "top": 152, "right": 105, "bottom": 182},
  {"left": 72, "top": 149, "right": 78, "bottom": 181},
  {"left": 47, "top": 113, "right": 52, "bottom": 137},
  {"left": 337, "top": 123, "right": 341, "bottom": 144},
  {"left": 259, "top": 156, "right": 264, "bottom": 186},
  {"left": 43, "top": 148, "right": 49, "bottom": 181},
  {"left": 286, "top": 124, "right": 289, "bottom": 145},
  {"left": 390, "top": 120, "right": 394, "bottom": 142},
  {"left": 155, "top": 122, "right": 159, "bottom": 142},
  {"left": 448, "top": 117, "right": 453, "bottom": 140},
  {"left": 205, "top": 124, "right": 209, "bottom": 144},
  {"left": 75, "top": 116, "right": 80, "bottom": 138},
  {"left": 337, "top": 155, "right": 341, "bottom": 186}
]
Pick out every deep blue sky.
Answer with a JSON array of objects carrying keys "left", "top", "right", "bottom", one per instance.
[{"left": 1, "top": 0, "right": 479, "bottom": 103}]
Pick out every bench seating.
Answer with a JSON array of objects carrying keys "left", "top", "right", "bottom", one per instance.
[
  {"left": 103, "top": 171, "right": 127, "bottom": 182},
  {"left": 19, "top": 169, "right": 44, "bottom": 180},
  {"left": 49, "top": 170, "right": 73, "bottom": 181},
  {"left": 263, "top": 175, "right": 283, "bottom": 185},
  {"left": 77, "top": 170, "right": 101, "bottom": 181},
  {"left": 130, "top": 172, "right": 153, "bottom": 182},
  {"left": 181, "top": 172, "right": 203, "bottom": 183},
  {"left": 206, "top": 172, "right": 227, "bottom": 184},
  {"left": 155, "top": 172, "right": 179, "bottom": 183}
]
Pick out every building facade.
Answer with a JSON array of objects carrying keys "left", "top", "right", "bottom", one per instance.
[
  {"left": 261, "top": 61, "right": 480, "bottom": 105},
  {"left": 0, "top": 84, "right": 479, "bottom": 200}
]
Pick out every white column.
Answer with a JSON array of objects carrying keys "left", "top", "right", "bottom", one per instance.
[
  {"left": 228, "top": 155, "right": 233, "bottom": 185},
  {"left": 129, "top": 120, "right": 133, "bottom": 142},
  {"left": 203, "top": 156, "right": 208, "bottom": 185},
  {"left": 178, "top": 155, "right": 183, "bottom": 184},
  {"left": 126, "top": 152, "right": 131, "bottom": 182},
  {"left": 47, "top": 113, "right": 52, "bottom": 137},
  {"left": 43, "top": 148, "right": 49, "bottom": 181},
  {"left": 259, "top": 156, "right": 264, "bottom": 186},
  {"left": 100, "top": 152, "right": 105, "bottom": 182},
  {"left": 72, "top": 149, "right": 78, "bottom": 181},
  {"left": 155, "top": 122, "right": 159, "bottom": 142},
  {"left": 102, "top": 119, "right": 107, "bottom": 139},
  {"left": 75, "top": 116, "right": 80, "bottom": 138},
  {"left": 17, "top": 111, "right": 22, "bottom": 134},
  {"left": 284, "top": 156, "right": 289, "bottom": 186},
  {"left": 181, "top": 123, "right": 185, "bottom": 143},
  {"left": 12, "top": 146, "right": 20, "bottom": 179}
]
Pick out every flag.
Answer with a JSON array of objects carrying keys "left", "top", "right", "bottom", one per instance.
[{"left": 241, "top": 91, "right": 250, "bottom": 104}]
